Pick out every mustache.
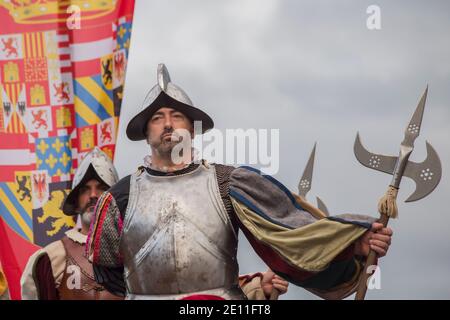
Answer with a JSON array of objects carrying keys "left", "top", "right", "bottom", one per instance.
[
  {"left": 83, "top": 197, "right": 98, "bottom": 212},
  {"left": 160, "top": 127, "right": 174, "bottom": 139}
]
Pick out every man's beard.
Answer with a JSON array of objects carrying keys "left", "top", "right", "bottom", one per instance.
[
  {"left": 149, "top": 127, "right": 183, "bottom": 156},
  {"left": 80, "top": 211, "right": 93, "bottom": 228},
  {"left": 79, "top": 198, "right": 98, "bottom": 228}
]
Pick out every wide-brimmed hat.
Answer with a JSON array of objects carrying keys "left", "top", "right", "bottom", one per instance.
[{"left": 126, "top": 64, "right": 214, "bottom": 141}]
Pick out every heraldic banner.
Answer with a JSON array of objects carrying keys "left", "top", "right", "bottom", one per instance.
[{"left": 0, "top": 0, "right": 136, "bottom": 299}]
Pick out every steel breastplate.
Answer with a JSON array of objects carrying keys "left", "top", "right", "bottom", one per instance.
[{"left": 121, "top": 162, "right": 239, "bottom": 296}]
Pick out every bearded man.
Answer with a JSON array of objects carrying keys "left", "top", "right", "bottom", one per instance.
[{"left": 87, "top": 64, "right": 392, "bottom": 300}]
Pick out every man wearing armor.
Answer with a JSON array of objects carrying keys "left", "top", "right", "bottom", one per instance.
[
  {"left": 87, "top": 64, "right": 392, "bottom": 300},
  {"left": 20, "top": 148, "right": 123, "bottom": 300}
]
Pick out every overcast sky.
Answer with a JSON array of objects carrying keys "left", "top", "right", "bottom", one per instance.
[{"left": 114, "top": 0, "right": 450, "bottom": 299}]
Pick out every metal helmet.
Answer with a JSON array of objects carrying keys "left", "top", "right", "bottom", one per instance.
[
  {"left": 62, "top": 147, "right": 119, "bottom": 216},
  {"left": 126, "top": 63, "right": 214, "bottom": 141}
]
